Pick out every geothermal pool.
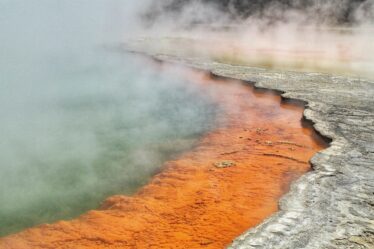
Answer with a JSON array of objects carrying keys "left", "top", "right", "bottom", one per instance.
[
  {"left": 0, "top": 1, "right": 218, "bottom": 236},
  {"left": 1, "top": 1, "right": 330, "bottom": 248},
  {"left": 1, "top": 69, "right": 328, "bottom": 248},
  {"left": 0, "top": 50, "right": 219, "bottom": 236}
]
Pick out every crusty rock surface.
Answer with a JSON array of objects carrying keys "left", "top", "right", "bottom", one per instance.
[{"left": 125, "top": 42, "right": 374, "bottom": 249}]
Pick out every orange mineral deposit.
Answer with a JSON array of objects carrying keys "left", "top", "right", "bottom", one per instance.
[{"left": 0, "top": 70, "right": 328, "bottom": 249}]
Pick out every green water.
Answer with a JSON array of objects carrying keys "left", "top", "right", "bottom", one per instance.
[{"left": 0, "top": 1, "right": 218, "bottom": 236}]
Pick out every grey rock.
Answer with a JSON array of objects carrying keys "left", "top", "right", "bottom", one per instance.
[
  {"left": 214, "top": 160, "right": 236, "bottom": 168},
  {"left": 124, "top": 41, "right": 374, "bottom": 249}
]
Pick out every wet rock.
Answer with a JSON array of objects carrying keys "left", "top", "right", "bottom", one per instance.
[
  {"left": 213, "top": 160, "right": 236, "bottom": 168},
  {"left": 265, "top": 140, "right": 273, "bottom": 146}
]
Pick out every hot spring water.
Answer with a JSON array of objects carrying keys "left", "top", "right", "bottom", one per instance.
[{"left": 0, "top": 1, "right": 218, "bottom": 236}]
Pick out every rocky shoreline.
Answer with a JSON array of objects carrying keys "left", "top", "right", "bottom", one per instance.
[
  {"left": 0, "top": 54, "right": 326, "bottom": 248},
  {"left": 125, "top": 42, "right": 374, "bottom": 248}
]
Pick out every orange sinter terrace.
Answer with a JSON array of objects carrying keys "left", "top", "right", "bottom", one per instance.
[{"left": 0, "top": 67, "right": 328, "bottom": 249}]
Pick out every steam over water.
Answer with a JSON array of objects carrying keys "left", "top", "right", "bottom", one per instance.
[{"left": 0, "top": 1, "right": 218, "bottom": 236}]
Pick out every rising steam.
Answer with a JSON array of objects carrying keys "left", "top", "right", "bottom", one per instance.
[
  {"left": 0, "top": 0, "right": 218, "bottom": 236},
  {"left": 1, "top": 0, "right": 372, "bottom": 238},
  {"left": 138, "top": 0, "right": 374, "bottom": 79}
]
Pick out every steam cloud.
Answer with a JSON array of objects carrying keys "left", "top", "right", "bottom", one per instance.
[
  {"left": 147, "top": 0, "right": 373, "bottom": 25},
  {"left": 137, "top": 0, "right": 374, "bottom": 79},
  {"left": 1, "top": 0, "right": 373, "bottom": 238},
  {"left": 0, "top": 0, "right": 218, "bottom": 236}
]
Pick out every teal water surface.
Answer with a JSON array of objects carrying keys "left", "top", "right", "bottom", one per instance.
[{"left": 0, "top": 1, "right": 218, "bottom": 236}]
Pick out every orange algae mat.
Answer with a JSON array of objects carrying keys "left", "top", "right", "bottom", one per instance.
[{"left": 0, "top": 71, "right": 328, "bottom": 249}]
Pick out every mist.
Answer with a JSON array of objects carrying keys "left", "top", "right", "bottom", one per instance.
[
  {"left": 138, "top": 0, "right": 374, "bottom": 79},
  {"left": 1, "top": 0, "right": 373, "bottom": 238},
  {"left": 0, "top": 0, "right": 219, "bottom": 236}
]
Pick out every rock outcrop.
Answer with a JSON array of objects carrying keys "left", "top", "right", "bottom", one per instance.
[{"left": 124, "top": 42, "right": 374, "bottom": 248}]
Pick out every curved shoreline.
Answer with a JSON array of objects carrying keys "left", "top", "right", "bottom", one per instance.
[
  {"left": 1, "top": 41, "right": 372, "bottom": 247},
  {"left": 149, "top": 55, "right": 374, "bottom": 249},
  {"left": 0, "top": 60, "right": 327, "bottom": 248},
  {"left": 121, "top": 36, "right": 373, "bottom": 247}
]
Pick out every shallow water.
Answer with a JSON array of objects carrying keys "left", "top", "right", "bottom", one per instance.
[{"left": 0, "top": 1, "right": 218, "bottom": 236}]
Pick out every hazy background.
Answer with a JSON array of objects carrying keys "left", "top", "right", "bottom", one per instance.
[
  {"left": 141, "top": 0, "right": 374, "bottom": 79},
  {"left": 146, "top": 0, "right": 373, "bottom": 25},
  {"left": 0, "top": 0, "right": 218, "bottom": 236}
]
